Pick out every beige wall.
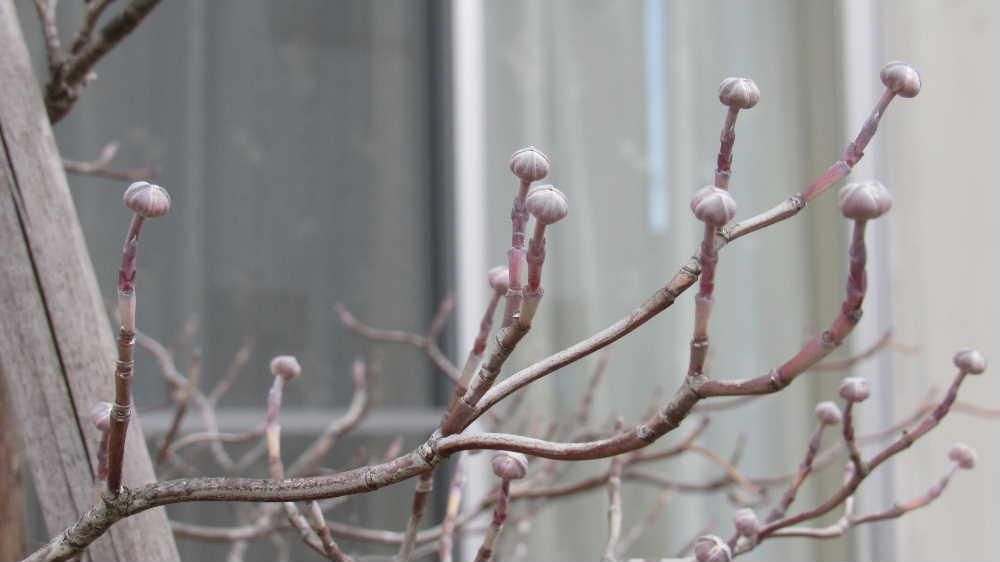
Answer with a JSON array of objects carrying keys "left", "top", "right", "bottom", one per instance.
[{"left": 880, "top": 2, "right": 1000, "bottom": 560}]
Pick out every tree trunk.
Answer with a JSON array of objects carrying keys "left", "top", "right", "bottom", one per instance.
[{"left": 0, "top": 2, "right": 180, "bottom": 561}]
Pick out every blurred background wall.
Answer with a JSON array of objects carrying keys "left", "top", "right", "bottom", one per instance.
[{"left": 12, "top": 1, "right": 1000, "bottom": 561}]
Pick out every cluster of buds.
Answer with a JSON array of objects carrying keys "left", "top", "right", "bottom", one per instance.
[{"left": 506, "top": 146, "right": 569, "bottom": 325}]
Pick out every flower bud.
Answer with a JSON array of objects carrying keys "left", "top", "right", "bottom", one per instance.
[
  {"left": 90, "top": 401, "right": 113, "bottom": 432},
  {"left": 814, "top": 401, "right": 843, "bottom": 425},
  {"left": 525, "top": 185, "right": 569, "bottom": 225},
  {"left": 838, "top": 377, "right": 871, "bottom": 403},
  {"left": 953, "top": 348, "right": 986, "bottom": 375},
  {"left": 509, "top": 146, "right": 550, "bottom": 183},
  {"left": 491, "top": 451, "right": 529, "bottom": 480},
  {"left": 718, "top": 77, "right": 760, "bottom": 110},
  {"left": 270, "top": 355, "right": 301, "bottom": 381},
  {"left": 487, "top": 266, "right": 510, "bottom": 294},
  {"left": 694, "top": 535, "right": 732, "bottom": 562},
  {"left": 948, "top": 442, "right": 977, "bottom": 470},
  {"left": 838, "top": 180, "right": 892, "bottom": 221},
  {"left": 123, "top": 181, "right": 171, "bottom": 218},
  {"left": 733, "top": 508, "right": 760, "bottom": 537},
  {"left": 690, "top": 186, "right": 737, "bottom": 226},
  {"left": 880, "top": 61, "right": 921, "bottom": 98}
]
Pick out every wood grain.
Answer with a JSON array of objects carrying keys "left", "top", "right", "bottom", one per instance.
[{"left": 0, "top": 2, "right": 179, "bottom": 561}]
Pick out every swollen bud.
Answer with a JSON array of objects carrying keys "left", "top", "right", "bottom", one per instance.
[
  {"left": 525, "top": 185, "right": 569, "bottom": 225},
  {"left": 880, "top": 61, "right": 921, "bottom": 98},
  {"left": 953, "top": 349, "right": 986, "bottom": 375},
  {"left": 509, "top": 146, "right": 550, "bottom": 183},
  {"left": 694, "top": 535, "right": 732, "bottom": 562},
  {"left": 123, "top": 181, "right": 171, "bottom": 218},
  {"left": 838, "top": 180, "right": 893, "bottom": 221},
  {"left": 814, "top": 401, "right": 843, "bottom": 425},
  {"left": 491, "top": 451, "right": 529, "bottom": 480},
  {"left": 90, "top": 401, "right": 113, "bottom": 432},
  {"left": 718, "top": 77, "right": 760, "bottom": 110},
  {"left": 270, "top": 355, "right": 302, "bottom": 381},
  {"left": 838, "top": 377, "right": 871, "bottom": 403},
  {"left": 733, "top": 508, "right": 760, "bottom": 537},
  {"left": 690, "top": 186, "right": 737, "bottom": 226},
  {"left": 487, "top": 266, "right": 510, "bottom": 294},
  {"left": 948, "top": 443, "right": 977, "bottom": 470}
]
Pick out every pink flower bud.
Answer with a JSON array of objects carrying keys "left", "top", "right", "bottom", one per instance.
[
  {"left": 89, "top": 401, "right": 113, "bottom": 431},
  {"left": 838, "top": 377, "right": 871, "bottom": 403},
  {"left": 733, "top": 508, "right": 760, "bottom": 537},
  {"left": 509, "top": 146, "right": 550, "bottom": 183},
  {"left": 123, "top": 181, "right": 171, "bottom": 218},
  {"left": 838, "top": 180, "right": 892, "bottom": 221},
  {"left": 814, "top": 401, "right": 843, "bottom": 425},
  {"left": 487, "top": 266, "right": 510, "bottom": 294},
  {"left": 948, "top": 443, "right": 977, "bottom": 470},
  {"left": 880, "top": 61, "right": 921, "bottom": 98},
  {"left": 690, "top": 186, "right": 737, "bottom": 226},
  {"left": 953, "top": 348, "right": 986, "bottom": 375},
  {"left": 270, "top": 355, "right": 301, "bottom": 381},
  {"left": 718, "top": 77, "right": 760, "bottom": 110},
  {"left": 525, "top": 185, "right": 569, "bottom": 225},
  {"left": 491, "top": 451, "right": 529, "bottom": 480},
  {"left": 694, "top": 535, "right": 732, "bottom": 562}
]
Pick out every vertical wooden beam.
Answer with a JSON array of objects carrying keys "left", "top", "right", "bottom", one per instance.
[
  {"left": 0, "top": 2, "right": 179, "bottom": 561},
  {"left": 0, "top": 375, "right": 26, "bottom": 561}
]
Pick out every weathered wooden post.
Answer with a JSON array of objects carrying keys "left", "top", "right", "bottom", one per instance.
[{"left": 0, "top": 2, "right": 180, "bottom": 560}]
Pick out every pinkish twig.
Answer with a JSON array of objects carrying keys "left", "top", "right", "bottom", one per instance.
[
  {"left": 438, "top": 453, "right": 468, "bottom": 562},
  {"left": 601, "top": 418, "right": 626, "bottom": 562}
]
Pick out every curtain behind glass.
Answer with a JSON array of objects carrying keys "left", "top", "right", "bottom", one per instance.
[{"left": 476, "top": 2, "right": 851, "bottom": 560}]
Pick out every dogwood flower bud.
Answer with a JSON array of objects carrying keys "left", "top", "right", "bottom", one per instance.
[
  {"left": 123, "top": 181, "right": 171, "bottom": 218},
  {"left": 90, "top": 401, "right": 113, "bottom": 432},
  {"left": 694, "top": 535, "right": 732, "bottom": 562},
  {"left": 953, "top": 349, "right": 986, "bottom": 374},
  {"left": 718, "top": 77, "right": 760, "bottom": 110},
  {"left": 815, "top": 401, "right": 843, "bottom": 425},
  {"left": 509, "top": 146, "right": 550, "bottom": 183},
  {"left": 690, "top": 185, "right": 737, "bottom": 226},
  {"left": 880, "top": 61, "right": 921, "bottom": 98},
  {"left": 838, "top": 377, "right": 871, "bottom": 403},
  {"left": 948, "top": 443, "right": 977, "bottom": 470},
  {"left": 270, "top": 355, "right": 301, "bottom": 381},
  {"left": 838, "top": 180, "right": 892, "bottom": 221},
  {"left": 525, "top": 185, "right": 569, "bottom": 225},
  {"left": 491, "top": 451, "right": 529, "bottom": 480},
  {"left": 733, "top": 508, "right": 760, "bottom": 537},
  {"left": 488, "top": 266, "right": 510, "bottom": 294}
]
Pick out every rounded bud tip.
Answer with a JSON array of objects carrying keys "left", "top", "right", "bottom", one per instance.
[
  {"left": 718, "top": 77, "right": 760, "bottom": 110},
  {"left": 491, "top": 451, "right": 529, "bottom": 480},
  {"left": 880, "top": 61, "right": 921, "bottom": 98},
  {"left": 733, "top": 508, "right": 760, "bottom": 537},
  {"left": 525, "top": 185, "right": 569, "bottom": 225},
  {"left": 953, "top": 349, "right": 986, "bottom": 375},
  {"left": 838, "top": 180, "right": 893, "bottom": 221},
  {"left": 691, "top": 185, "right": 737, "bottom": 226},
  {"left": 839, "top": 377, "right": 871, "bottom": 403},
  {"left": 487, "top": 266, "right": 510, "bottom": 294},
  {"left": 89, "top": 401, "right": 113, "bottom": 432},
  {"left": 815, "top": 401, "right": 843, "bottom": 425},
  {"left": 509, "top": 146, "right": 550, "bottom": 183},
  {"left": 948, "top": 442, "right": 977, "bottom": 470},
  {"left": 694, "top": 535, "right": 732, "bottom": 562},
  {"left": 123, "top": 181, "right": 171, "bottom": 218},
  {"left": 270, "top": 355, "right": 302, "bottom": 381}
]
